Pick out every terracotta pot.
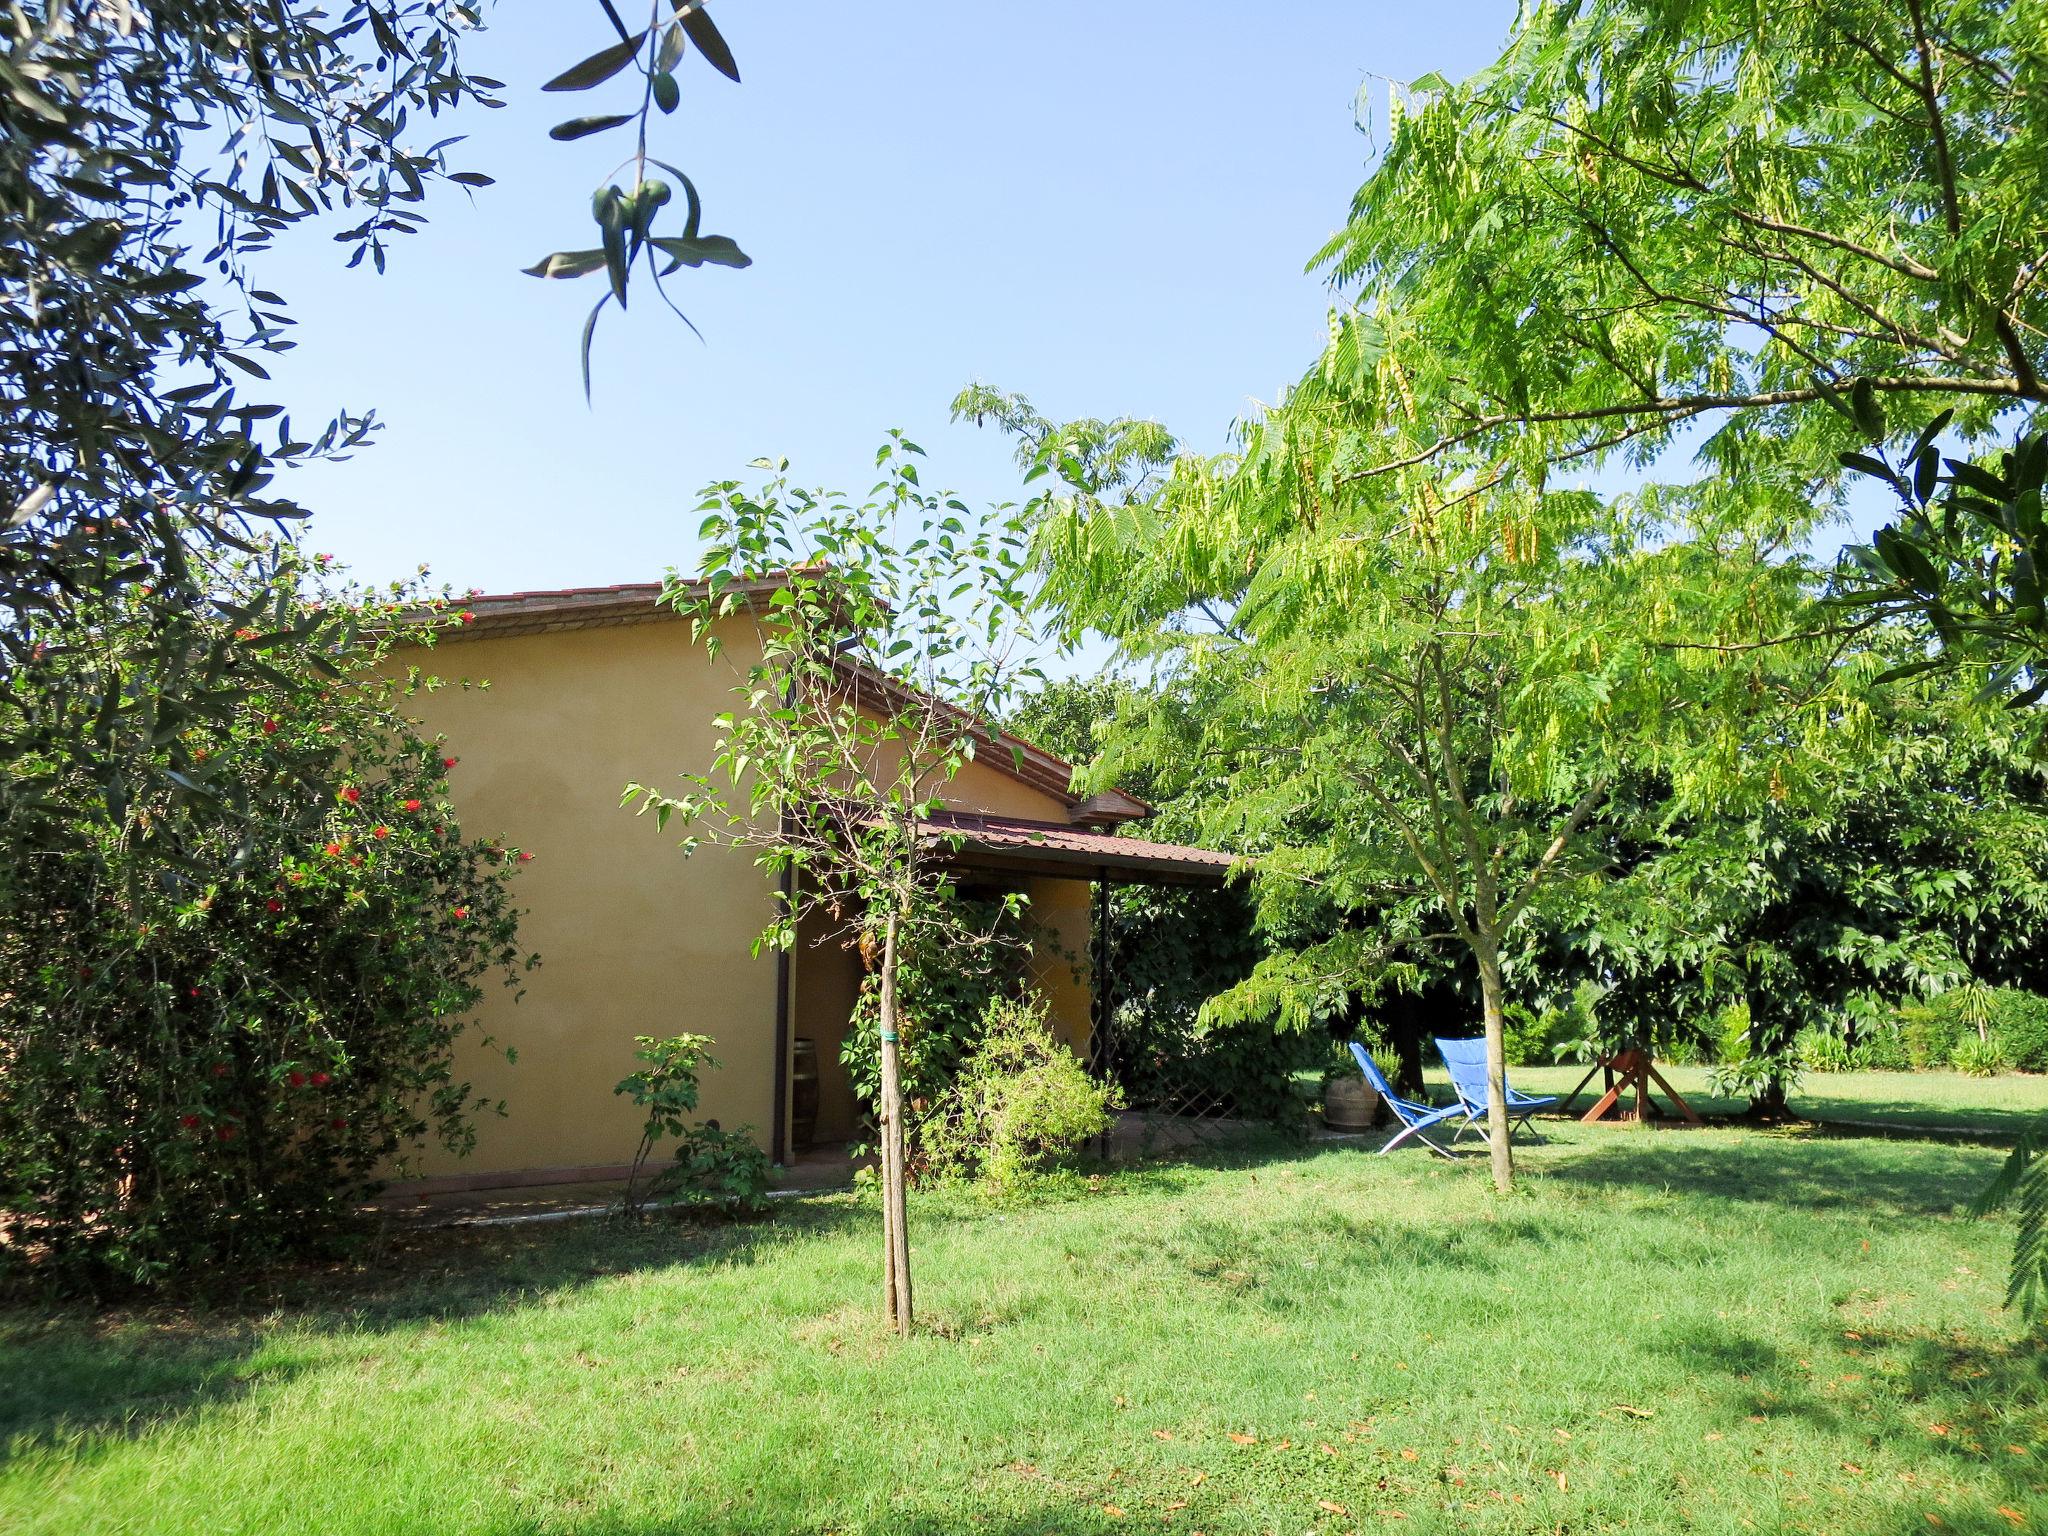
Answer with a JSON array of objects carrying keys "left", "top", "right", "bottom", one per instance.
[{"left": 1324, "top": 1074, "right": 1378, "bottom": 1133}]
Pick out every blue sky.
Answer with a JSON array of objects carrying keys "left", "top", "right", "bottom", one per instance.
[{"left": 257, "top": 1, "right": 1527, "bottom": 600}]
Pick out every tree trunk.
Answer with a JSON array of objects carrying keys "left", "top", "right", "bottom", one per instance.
[
  {"left": 1474, "top": 937, "right": 1513, "bottom": 1194},
  {"left": 1744, "top": 981, "right": 1793, "bottom": 1121},
  {"left": 1379, "top": 989, "right": 1428, "bottom": 1098},
  {"left": 876, "top": 911, "right": 913, "bottom": 1335}
]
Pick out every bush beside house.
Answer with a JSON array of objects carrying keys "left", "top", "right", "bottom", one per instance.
[{"left": 0, "top": 566, "right": 534, "bottom": 1296}]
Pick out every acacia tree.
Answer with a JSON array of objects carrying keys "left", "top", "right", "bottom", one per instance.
[
  {"left": 1320, "top": 0, "right": 2048, "bottom": 1302},
  {"left": 1315, "top": 0, "right": 2045, "bottom": 504},
  {"left": 1832, "top": 417, "right": 2048, "bottom": 723},
  {"left": 987, "top": 381, "right": 1833, "bottom": 1188},
  {"left": 624, "top": 437, "right": 1042, "bottom": 1334}
]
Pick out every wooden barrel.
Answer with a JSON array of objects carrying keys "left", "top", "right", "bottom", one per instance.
[
  {"left": 1324, "top": 1074, "right": 1378, "bottom": 1133},
  {"left": 791, "top": 1037, "right": 821, "bottom": 1151}
]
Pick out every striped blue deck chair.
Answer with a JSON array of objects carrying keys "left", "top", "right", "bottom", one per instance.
[
  {"left": 1346, "top": 1041, "right": 1471, "bottom": 1158},
  {"left": 1433, "top": 1035, "right": 1556, "bottom": 1144}
]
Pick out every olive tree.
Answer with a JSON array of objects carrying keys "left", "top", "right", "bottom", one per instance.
[{"left": 1, "top": 0, "right": 747, "bottom": 867}]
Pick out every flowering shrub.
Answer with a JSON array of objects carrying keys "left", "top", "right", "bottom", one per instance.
[{"left": 0, "top": 555, "right": 534, "bottom": 1295}]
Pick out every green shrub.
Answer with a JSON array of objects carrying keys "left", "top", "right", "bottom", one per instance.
[
  {"left": 613, "top": 1034, "right": 773, "bottom": 1216},
  {"left": 1504, "top": 983, "right": 1603, "bottom": 1068},
  {"left": 1991, "top": 993, "right": 2048, "bottom": 1073},
  {"left": 1796, "top": 1028, "right": 1854, "bottom": 1073},
  {"left": 0, "top": 560, "right": 533, "bottom": 1297},
  {"left": 839, "top": 894, "right": 1032, "bottom": 1149},
  {"left": 1849, "top": 1022, "right": 1913, "bottom": 1071},
  {"left": 1956, "top": 1032, "right": 2009, "bottom": 1078},
  {"left": 923, "top": 997, "right": 1118, "bottom": 1192},
  {"left": 1899, "top": 1003, "right": 1965, "bottom": 1069},
  {"left": 1370, "top": 1043, "right": 1403, "bottom": 1085},
  {"left": 1895, "top": 987, "right": 2048, "bottom": 1072},
  {"left": 1097, "top": 882, "right": 1308, "bottom": 1126},
  {"left": 1660, "top": 1034, "right": 1705, "bottom": 1067}
]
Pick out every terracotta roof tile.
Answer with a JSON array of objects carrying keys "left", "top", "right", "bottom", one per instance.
[{"left": 922, "top": 810, "right": 1239, "bottom": 885}]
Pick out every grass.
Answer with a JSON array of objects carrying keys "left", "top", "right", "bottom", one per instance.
[
  {"left": 1491, "top": 1063, "right": 2048, "bottom": 1138},
  {"left": 3, "top": 1118, "right": 2043, "bottom": 1535}
]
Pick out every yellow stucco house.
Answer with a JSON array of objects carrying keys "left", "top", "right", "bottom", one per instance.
[{"left": 390, "top": 580, "right": 1232, "bottom": 1193}]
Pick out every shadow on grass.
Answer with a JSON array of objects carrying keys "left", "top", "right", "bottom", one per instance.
[
  {"left": 1795, "top": 1092, "right": 2041, "bottom": 1139},
  {"left": 1646, "top": 1312, "right": 2047, "bottom": 1532},
  {"left": 1529, "top": 1130, "right": 1994, "bottom": 1220},
  {"left": 0, "top": 1198, "right": 868, "bottom": 1466}
]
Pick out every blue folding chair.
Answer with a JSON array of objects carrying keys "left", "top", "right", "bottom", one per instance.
[
  {"left": 1433, "top": 1035, "right": 1556, "bottom": 1144},
  {"left": 1347, "top": 1042, "right": 1472, "bottom": 1158}
]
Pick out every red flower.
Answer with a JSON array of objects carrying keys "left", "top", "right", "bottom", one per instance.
[
  {"left": 403, "top": 798, "right": 423, "bottom": 812},
  {"left": 261, "top": 718, "right": 279, "bottom": 735},
  {"left": 289, "top": 1072, "right": 307, "bottom": 1088},
  {"left": 215, "top": 1125, "right": 237, "bottom": 1142},
  {"left": 518, "top": 851, "right": 535, "bottom": 863},
  {"left": 458, "top": 610, "right": 475, "bottom": 625},
  {"left": 77, "top": 965, "right": 92, "bottom": 980},
  {"left": 323, "top": 842, "right": 343, "bottom": 857},
  {"left": 348, "top": 854, "right": 363, "bottom": 867},
  {"left": 372, "top": 825, "right": 390, "bottom": 840},
  {"left": 266, "top": 898, "right": 284, "bottom": 913},
  {"left": 188, "top": 986, "right": 201, "bottom": 998},
  {"left": 339, "top": 786, "right": 361, "bottom": 804},
  {"left": 442, "top": 756, "right": 458, "bottom": 769},
  {"left": 452, "top": 906, "right": 469, "bottom": 920},
  {"left": 234, "top": 626, "right": 258, "bottom": 641},
  {"left": 179, "top": 1114, "right": 200, "bottom": 1129},
  {"left": 329, "top": 1118, "right": 348, "bottom": 1131},
  {"left": 310, "top": 1071, "right": 331, "bottom": 1087},
  {"left": 212, "top": 1063, "right": 229, "bottom": 1078}
]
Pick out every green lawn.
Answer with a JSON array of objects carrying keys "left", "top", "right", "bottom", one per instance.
[
  {"left": 4, "top": 1121, "right": 2043, "bottom": 1535},
  {"left": 1490, "top": 1063, "right": 2048, "bottom": 1138}
]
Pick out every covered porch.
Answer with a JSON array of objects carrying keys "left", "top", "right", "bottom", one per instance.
[{"left": 776, "top": 811, "right": 1238, "bottom": 1161}]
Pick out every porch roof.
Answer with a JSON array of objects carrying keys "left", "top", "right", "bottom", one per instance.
[{"left": 921, "top": 810, "right": 1240, "bottom": 887}]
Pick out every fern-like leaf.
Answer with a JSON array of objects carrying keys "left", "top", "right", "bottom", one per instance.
[{"left": 1972, "top": 1114, "right": 2048, "bottom": 1319}]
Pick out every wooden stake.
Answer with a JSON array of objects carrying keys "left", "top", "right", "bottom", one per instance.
[{"left": 877, "top": 912, "right": 912, "bottom": 1335}]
